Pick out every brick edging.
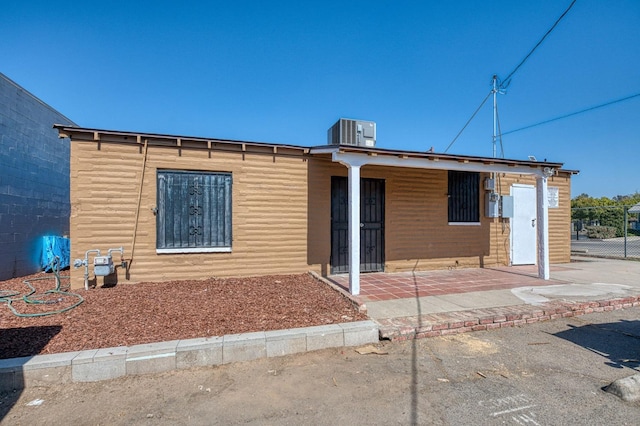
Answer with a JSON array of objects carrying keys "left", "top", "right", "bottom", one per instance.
[
  {"left": 308, "top": 271, "right": 368, "bottom": 315},
  {"left": 376, "top": 296, "right": 640, "bottom": 341}
]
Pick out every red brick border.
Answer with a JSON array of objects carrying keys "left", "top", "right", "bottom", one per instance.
[{"left": 377, "top": 296, "right": 640, "bottom": 341}]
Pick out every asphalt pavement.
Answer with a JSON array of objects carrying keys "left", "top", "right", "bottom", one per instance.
[{"left": 571, "top": 236, "right": 640, "bottom": 258}]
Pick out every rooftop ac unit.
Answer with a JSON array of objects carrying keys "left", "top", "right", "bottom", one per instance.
[{"left": 327, "top": 118, "right": 376, "bottom": 147}]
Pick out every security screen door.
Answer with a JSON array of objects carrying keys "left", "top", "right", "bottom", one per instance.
[{"left": 331, "top": 176, "right": 385, "bottom": 274}]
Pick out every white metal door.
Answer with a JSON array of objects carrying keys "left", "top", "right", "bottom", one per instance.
[{"left": 511, "top": 184, "right": 537, "bottom": 265}]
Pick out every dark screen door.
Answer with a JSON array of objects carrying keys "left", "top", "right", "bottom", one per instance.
[{"left": 331, "top": 176, "right": 385, "bottom": 274}]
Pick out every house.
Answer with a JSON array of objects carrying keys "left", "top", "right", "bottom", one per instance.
[
  {"left": 0, "top": 73, "right": 75, "bottom": 280},
  {"left": 630, "top": 203, "right": 640, "bottom": 230},
  {"left": 54, "top": 123, "right": 576, "bottom": 294}
]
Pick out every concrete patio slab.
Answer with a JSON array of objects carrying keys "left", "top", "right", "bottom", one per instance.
[{"left": 435, "top": 289, "right": 525, "bottom": 310}]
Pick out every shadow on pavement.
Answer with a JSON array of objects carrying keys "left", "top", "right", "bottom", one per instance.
[
  {"left": 0, "top": 325, "right": 62, "bottom": 421},
  {"left": 553, "top": 320, "right": 640, "bottom": 371}
]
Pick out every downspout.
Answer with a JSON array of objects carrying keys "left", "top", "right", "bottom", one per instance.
[{"left": 129, "top": 139, "right": 149, "bottom": 275}]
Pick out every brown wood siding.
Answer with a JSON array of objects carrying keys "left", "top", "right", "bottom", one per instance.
[{"left": 69, "top": 142, "right": 314, "bottom": 288}]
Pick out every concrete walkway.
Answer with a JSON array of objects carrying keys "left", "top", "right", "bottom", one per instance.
[{"left": 350, "top": 257, "right": 640, "bottom": 340}]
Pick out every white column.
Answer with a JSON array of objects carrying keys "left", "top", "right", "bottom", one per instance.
[
  {"left": 348, "top": 164, "right": 361, "bottom": 295},
  {"left": 536, "top": 173, "right": 550, "bottom": 280}
]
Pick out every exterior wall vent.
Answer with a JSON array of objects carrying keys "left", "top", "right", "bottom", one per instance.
[{"left": 327, "top": 118, "right": 376, "bottom": 147}]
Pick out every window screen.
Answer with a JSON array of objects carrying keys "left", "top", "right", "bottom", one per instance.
[
  {"left": 448, "top": 170, "right": 480, "bottom": 223},
  {"left": 157, "top": 170, "right": 232, "bottom": 251}
]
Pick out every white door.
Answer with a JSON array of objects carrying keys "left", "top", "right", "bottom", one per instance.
[{"left": 511, "top": 184, "right": 537, "bottom": 265}]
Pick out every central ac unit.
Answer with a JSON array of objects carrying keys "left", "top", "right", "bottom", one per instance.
[{"left": 327, "top": 118, "right": 376, "bottom": 147}]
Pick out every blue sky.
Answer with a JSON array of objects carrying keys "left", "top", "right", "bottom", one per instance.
[{"left": 2, "top": 0, "right": 639, "bottom": 198}]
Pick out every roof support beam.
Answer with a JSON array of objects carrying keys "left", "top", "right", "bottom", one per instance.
[
  {"left": 331, "top": 151, "right": 547, "bottom": 177},
  {"left": 347, "top": 164, "right": 362, "bottom": 295},
  {"left": 536, "top": 171, "right": 553, "bottom": 280},
  {"left": 335, "top": 156, "right": 368, "bottom": 296}
]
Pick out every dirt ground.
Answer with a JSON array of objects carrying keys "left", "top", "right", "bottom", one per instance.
[
  {"left": 2, "top": 309, "right": 639, "bottom": 425},
  {"left": 0, "top": 272, "right": 366, "bottom": 359}
]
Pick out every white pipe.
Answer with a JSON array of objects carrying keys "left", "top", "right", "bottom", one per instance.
[
  {"left": 83, "top": 249, "right": 101, "bottom": 290},
  {"left": 108, "top": 246, "right": 124, "bottom": 258}
]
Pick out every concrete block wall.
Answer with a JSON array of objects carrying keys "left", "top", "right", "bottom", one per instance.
[{"left": 0, "top": 73, "right": 75, "bottom": 279}]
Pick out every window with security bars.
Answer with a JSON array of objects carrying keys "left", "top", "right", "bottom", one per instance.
[
  {"left": 448, "top": 170, "right": 480, "bottom": 223},
  {"left": 156, "top": 170, "right": 232, "bottom": 252}
]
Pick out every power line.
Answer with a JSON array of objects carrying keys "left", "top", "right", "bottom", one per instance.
[
  {"left": 445, "top": 0, "right": 577, "bottom": 152},
  {"left": 444, "top": 90, "right": 492, "bottom": 153},
  {"left": 501, "top": 0, "right": 577, "bottom": 89},
  {"left": 502, "top": 92, "right": 640, "bottom": 136}
]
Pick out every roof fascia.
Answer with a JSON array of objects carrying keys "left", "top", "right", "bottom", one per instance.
[
  {"left": 53, "top": 125, "right": 308, "bottom": 152},
  {"left": 328, "top": 150, "right": 552, "bottom": 176}
]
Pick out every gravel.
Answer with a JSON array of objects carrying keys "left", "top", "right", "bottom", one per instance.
[{"left": 0, "top": 272, "right": 366, "bottom": 359}]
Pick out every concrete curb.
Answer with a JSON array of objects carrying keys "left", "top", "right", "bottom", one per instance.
[
  {"left": 0, "top": 320, "right": 378, "bottom": 392},
  {"left": 376, "top": 296, "right": 640, "bottom": 341}
]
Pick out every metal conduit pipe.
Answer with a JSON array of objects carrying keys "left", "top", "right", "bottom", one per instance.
[{"left": 130, "top": 139, "right": 148, "bottom": 271}]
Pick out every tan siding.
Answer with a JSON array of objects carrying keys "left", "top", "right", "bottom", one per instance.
[
  {"left": 307, "top": 161, "right": 508, "bottom": 273},
  {"left": 70, "top": 143, "right": 572, "bottom": 289},
  {"left": 69, "top": 142, "right": 314, "bottom": 288},
  {"left": 306, "top": 162, "right": 570, "bottom": 274},
  {"left": 379, "top": 166, "right": 503, "bottom": 272},
  {"left": 548, "top": 173, "right": 572, "bottom": 263},
  {"left": 499, "top": 172, "right": 572, "bottom": 264}
]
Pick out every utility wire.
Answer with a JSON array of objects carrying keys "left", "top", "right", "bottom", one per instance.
[
  {"left": 444, "top": 0, "right": 577, "bottom": 152},
  {"left": 444, "top": 90, "right": 492, "bottom": 153},
  {"left": 501, "top": 0, "right": 577, "bottom": 89},
  {"left": 502, "top": 92, "right": 640, "bottom": 136}
]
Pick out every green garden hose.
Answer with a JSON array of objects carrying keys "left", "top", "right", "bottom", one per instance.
[{"left": 0, "top": 258, "right": 84, "bottom": 317}]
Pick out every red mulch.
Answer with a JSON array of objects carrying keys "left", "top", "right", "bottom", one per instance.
[{"left": 0, "top": 272, "right": 366, "bottom": 360}]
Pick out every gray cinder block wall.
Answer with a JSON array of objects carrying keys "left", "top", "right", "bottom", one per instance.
[{"left": 0, "top": 73, "right": 75, "bottom": 280}]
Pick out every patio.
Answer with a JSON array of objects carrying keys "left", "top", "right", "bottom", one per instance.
[
  {"left": 329, "top": 265, "right": 570, "bottom": 302},
  {"left": 328, "top": 260, "right": 640, "bottom": 340}
]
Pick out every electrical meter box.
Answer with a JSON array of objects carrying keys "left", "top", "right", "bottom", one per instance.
[
  {"left": 501, "top": 195, "right": 514, "bottom": 218},
  {"left": 484, "top": 178, "right": 496, "bottom": 191},
  {"left": 485, "top": 192, "right": 499, "bottom": 218},
  {"left": 94, "top": 255, "right": 115, "bottom": 276}
]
